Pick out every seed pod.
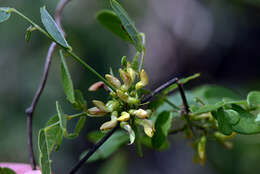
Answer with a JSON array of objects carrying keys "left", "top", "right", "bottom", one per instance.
[
  {"left": 105, "top": 74, "right": 121, "bottom": 89},
  {"left": 88, "top": 81, "right": 105, "bottom": 91},
  {"left": 133, "top": 109, "right": 150, "bottom": 119},
  {"left": 116, "top": 89, "right": 129, "bottom": 102},
  {"left": 92, "top": 100, "right": 109, "bottom": 112},
  {"left": 119, "top": 69, "right": 132, "bottom": 90},
  {"left": 106, "top": 100, "right": 120, "bottom": 112},
  {"left": 100, "top": 116, "right": 118, "bottom": 131},
  {"left": 120, "top": 122, "right": 135, "bottom": 144},
  {"left": 117, "top": 112, "right": 130, "bottom": 122},
  {"left": 88, "top": 107, "right": 107, "bottom": 117}
]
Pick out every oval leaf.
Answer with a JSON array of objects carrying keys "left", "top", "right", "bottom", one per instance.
[
  {"left": 60, "top": 50, "right": 75, "bottom": 104},
  {"left": 40, "top": 7, "right": 69, "bottom": 48},
  {"left": 110, "top": 0, "right": 142, "bottom": 51},
  {"left": 96, "top": 10, "right": 132, "bottom": 42},
  {"left": 0, "top": 8, "right": 11, "bottom": 23},
  {"left": 247, "top": 91, "right": 260, "bottom": 108}
]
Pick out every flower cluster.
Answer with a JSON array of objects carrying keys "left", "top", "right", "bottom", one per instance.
[{"left": 87, "top": 60, "right": 155, "bottom": 144}]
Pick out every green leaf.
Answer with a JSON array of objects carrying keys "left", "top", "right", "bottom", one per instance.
[
  {"left": 96, "top": 10, "right": 132, "bottom": 42},
  {"left": 65, "top": 116, "right": 87, "bottom": 139},
  {"left": 83, "top": 131, "right": 129, "bottom": 162},
  {"left": 231, "top": 104, "right": 260, "bottom": 134},
  {"left": 132, "top": 123, "right": 143, "bottom": 157},
  {"left": 110, "top": 0, "right": 142, "bottom": 51},
  {"left": 247, "top": 91, "right": 260, "bottom": 108},
  {"left": 0, "top": 8, "right": 11, "bottom": 23},
  {"left": 255, "top": 112, "right": 260, "bottom": 122},
  {"left": 0, "top": 167, "right": 16, "bottom": 174},
  {"left": 40, "top": 6, "right": 69, "bottom": 48},
  {"left": 192, "top": 85, "right": 241, "bottom": 104},
  {"left": 44, "top": 114, "right": 63, "bottom": 153},
  {"left": 60, "top": 50, "right": 75, "bottom": 104},
  {"left": 73, "top": 89, "right": 87, "bottom": 111},
  {"left": 38, "top": 129, "right": 52, "bottom": 174},
  {"left": 212, "top": 108, "right": 233, "bottom": 135},
  {"left": 163, "top": 73, "right": 200, "bottom": 95},
  {"left": 56, "top": 101, "right": 67, "bottom": 131},
  {"left": 191, "top": 101, "right": 225, "bottom": 115},
  {"left": 152, "top": 111, "right": 172, "bottom": 149},
  {"left": 97, "top": 153, "right": 127, "bottom": 174}
]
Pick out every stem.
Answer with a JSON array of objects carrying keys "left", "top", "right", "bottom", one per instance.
[
  {"left": 164, "top": 98, "right": 180, "bottom": 111},
  {"left": 67, "top": 51, "right": 116, "bottom": 92},
  {"left": 138, "top": 33, "right": 146, "bottom": 72},
  {"left": 69, "top": 126, "right": 119, "bottom": 174},
  {"left": 177, "top": 81, "right": 195, "bottom": 137},
  {"left": 67, "top": 112, "right": 87, "bottom": 120},
  {"left": 168, "top": 125, "right": 186, "bottom": 135},
  {"left": 141, "top": 77, "right": 178, "bottom": 103},
  {"left": 25, "top": 0, "right": 72, "bottom": 169}
]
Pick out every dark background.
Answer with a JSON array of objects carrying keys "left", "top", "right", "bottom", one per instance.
[{"left": 1, "top": 0, "right": 260, "bottom": 174}]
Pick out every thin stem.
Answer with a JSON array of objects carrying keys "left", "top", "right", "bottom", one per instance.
[
  {"left": 141, "top": 77, "right": 178, "bottom": 103},
  {"left": 168, "top": 125, "right": 187, "bottom": 135},
  {"left": 177, "top": 81, "right": 195, "bottom": 137},
  {"left": 138, "top": 33, "right": 146, "bottom": 72},
  {"left": 67, "top": 51, "right": 116, "bottom": 92},
  {"left": 164, "top": 98, "right": 180, "bottom": 111},
  {"left": 67, "top": 112, "right": 87, "bottom": 120},
  {"left": 69, "top": 126, "right": 119, "bottom": 174},
  {"left": 25, "top": 0, "right": 72, "bottom": 169}
]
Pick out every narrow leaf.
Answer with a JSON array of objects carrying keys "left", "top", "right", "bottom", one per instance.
[
  {"left": 73, "top": 89, "right": 87, "bottom": 111},
  {"left": 0, "top": 8, "right": 11, "bottom": 23},
  {"left": 247, "top": 91, "right": 260, "bottom": 108},
  {"left": 40, "top": 6, "right": 69, "bottom": 48},
  {"left": 152, "top": 111, "right": 172, "bottom": 149},
  {"left": 38, "top": 129, "right": 52, "bottom": 174},
  {"left": 60, "top": 50, "right": 75, "bottom": 104},
  {"left": 96, "top": 10, "right": 132, "bottom": 42},
  {"left": 110, "top": 0, "right": 142, "bottom": 51}
]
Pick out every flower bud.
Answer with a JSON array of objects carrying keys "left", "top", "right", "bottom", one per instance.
[
  {"left": 106, "top": 100, "right": 120, "bottom": 112},
  {"left": 127, "top": 97, "right": 140, "bottom": 105},
  {"left": 119, "top": 69, "right": 132, "bottom": 91},
  {"left": 100, "top": 115, "right": 118, "bottom": 131},
  {"left": 135, "top": 69, "right": 148, "bottom": 90},
  {"left": 88, "top": 107, "right": 107, "bottom": 117},
  {"left": 136, "top": 119, "right": 155, "bottom": 137},
  {"left": 92, "top": 100, "right": 109, "bottom": 112},
  {"left": 117, "top": 112, "right": 130, "bottom": 122},
  {"left": 88, "top": 81, "right": 105, "bottom": 91},
  {"left": 120, "top": 122, "right": 135, "bottom": 144},
  {"left": 127, "top": 63, "right": 136, "bottom": 82},
  {"left": 105, "top": 74, "right": 121, "bottom": 89},
  {"left": 198, "top": 136, "right": 207, "bottom": 164},
  {"left": 116, "top": 89, "right": 129, "bottom": 102},
  {"left": 133, "top": 109, "right": 150, "bottom": 119}
]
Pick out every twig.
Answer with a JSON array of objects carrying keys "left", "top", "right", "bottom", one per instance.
[
  {"left": 69, "top": 126, "right": 119, "bottom": 174},
  {"left": 177, "top": 81, "right": 195, "bottom": 137},
  {"left": 141, "top": 77, "right": 178, "bottom": 103},
  {"left": 25, "top": 0, "right": 72, "bottom": 169}
]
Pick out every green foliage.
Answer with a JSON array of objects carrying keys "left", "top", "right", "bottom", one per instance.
[
  {"left": 0, "top": 167, "right": 16, "bottom": 174},
  {"left": 96, "top": 10, "right": 132, "bottom": 43},
  {"left": 38, "top": 129, "right": 52, "bottom": 174},
  {"left": 60, "top": 50, "right": 75, "bottom": 104},
  {"left": 110, "top": 0, "right": 142, "bottom": 51},
  {"left": 84, "top": 131, "right": 129, "bottom": 162},
  {"left": 152, "top": 111, "right": 172, "bottom": 149},
  {"left": 0, "top": 8, "right": 11, "bottom": 23},
  {"left": 40, "top": 7, "right": 69, "bottom": 48},
  {"left": 247, "top": 91, "right": 260, "bottom": 108}
]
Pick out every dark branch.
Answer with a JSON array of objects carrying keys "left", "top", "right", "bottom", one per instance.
[
  {"left": 25, "top": 0, "right": 72, "bottom": 169},
  {"left": 141, "top": 77, "right": 178, "bottom": 103},
  {"left": 69, "top": 126, "right": 119, "bottom": 174}
]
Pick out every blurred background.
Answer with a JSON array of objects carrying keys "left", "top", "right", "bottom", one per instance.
[{"left": 1, "top": 0, "right": 260, "bottom": 174}]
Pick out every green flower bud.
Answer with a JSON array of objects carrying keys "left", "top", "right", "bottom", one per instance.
[
  {"left": 198, "top": 136, "right": 207, "bottom": 164},
  {"left": 88, "top": 107, "right": 107, "bottom": 117},
  {"left": 135, "top": 69, "right": 148, "bottom": 90},
  {"left": 127, "top": 97, "right": 140, "bottom": 105},
  {"left": 92, "top": 100, "right": 109, "bottom": 112},
  {"left": 117, "top": 112, "right": 130, "bottom": 122},
  {"left": 105, "top": 74, "right": 121, "bottom": 89},
  {"left": 106, "top": 100, "right": 120, "bottom": 112},
  {"left": 127, "top": 63, "right": 136, "bottom": 82}
]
